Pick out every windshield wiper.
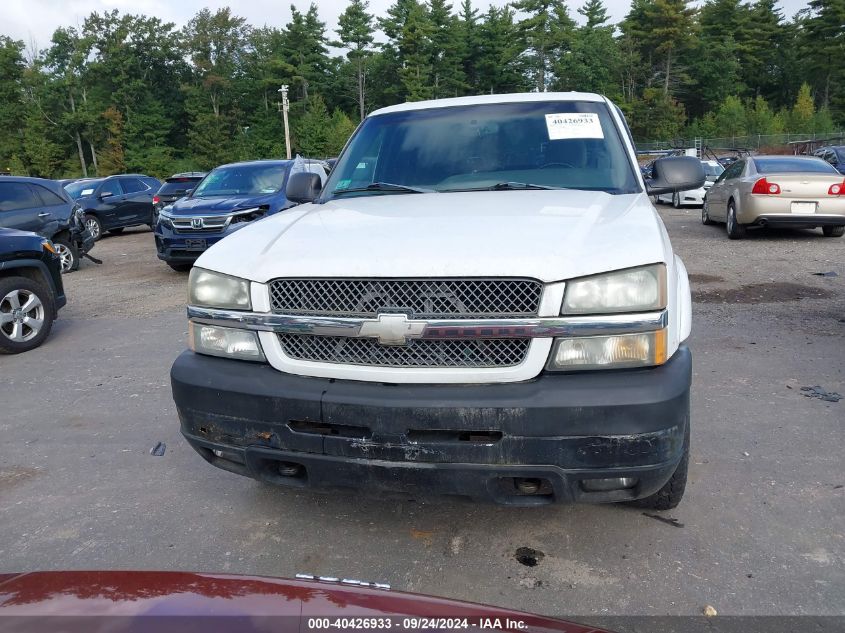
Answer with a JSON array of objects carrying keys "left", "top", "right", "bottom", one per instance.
[
  {"left": 332, "top": 182, "right": 434, "bottom": 196},
  {"left": 442, "top": 182, "right": 563, "bottom": 192}
]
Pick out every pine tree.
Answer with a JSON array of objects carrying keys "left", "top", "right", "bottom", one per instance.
[
  {"left": 512, "top": 0, "right": 576, "bottom": 92},
  {"left": 335, "top": 0, "right": 375, "bottom": 120}
]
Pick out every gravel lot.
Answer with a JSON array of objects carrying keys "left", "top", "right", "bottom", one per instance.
[{"left": 1, "top": 211, "right": 843, "bottom": 619}]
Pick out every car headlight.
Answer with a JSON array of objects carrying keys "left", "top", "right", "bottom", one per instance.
[
  {"left": 158, "top": 206, "right": 174, "bottom": 227},
  {"left": 189, "top": 322, "right": 264, "bottom": 361},
  {"left": 562, "top": 264, "right": 666, "bottom": 315},
  {"left": 547, "top": 330, "right": 667, "bottom": 371},
  {"left": 188, "top": 268, "right": 251, "bottom": 310}
]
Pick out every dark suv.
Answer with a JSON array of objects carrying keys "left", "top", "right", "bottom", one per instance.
[
  {"left": 154, "top": 160, "right": 326, "bottom": 271},
  {"left": 153, "top": 173, "right": 206, "bottom": 224},
  {"left": 0, "top": 177, "right": 94, "bottom": 272},
  {"left": 813, "top": 146, "right": 845, "bottom": 174},
  {"left": 64, "top": 174, "right": 162, "bottom": 240},
  {"left": 0, "top": 227, "right": 66, "bottom": 353}
]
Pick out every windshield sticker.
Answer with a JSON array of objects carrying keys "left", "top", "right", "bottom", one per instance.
[
  {"left": 545, "top": 113, "right": 604, "bottom": 140},
  {"left": 336, "top": 179, "right": 351, "bottom": 190},
  {"left": 81, "top": 188, "right": 94, "bottom": 195}
]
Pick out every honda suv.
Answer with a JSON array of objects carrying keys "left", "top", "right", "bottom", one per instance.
[{"left": 0, "top": 177, "right": 94, "bottom": 272}]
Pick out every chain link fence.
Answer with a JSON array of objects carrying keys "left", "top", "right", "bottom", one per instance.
[{"left": 635, "top": 131, "right": 845, "bottom": 153}]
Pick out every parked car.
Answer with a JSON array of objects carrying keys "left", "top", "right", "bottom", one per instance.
[
  {"left": 171, "top": 92, "right": 704, "bottom": 509},
  {"left": 0, "top": 176, "right": 94, "bottom": 272},
  {"left": 813, "top": 145, "right": 845, "bottom": 174},
  {"left": 702, "top": 155, "right": 845, "bottom": 238},
  {"left": 656, "top": 160, "right": 724, "bottom": 207},
  {"left": 155, "top": 159, "right": 327, "bottom": 271},
  {"left": 64, "top": 174, "right": 161, "bottom": 241},
  {"left": 152, "top": 172, "right": 207, "bottom": 225},
  {"left": 0, "top": 227, "right": 66, "bottom": 353}
]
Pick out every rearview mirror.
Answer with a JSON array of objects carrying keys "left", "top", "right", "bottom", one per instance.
[
  {"left": 286, "top": 172, "right": 322, "bottom": 204},
  {"left": 645, "top": 156, "right": 706, "bottom": 196}
]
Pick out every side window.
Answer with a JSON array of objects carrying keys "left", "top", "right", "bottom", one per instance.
[
  {"left": 99, "top": 179, "right": 125, "bottom": 196},
  {"left": 725, "top": 161, "right": 744, "bottom": 180},
  {"left": 827, "top": 151, "right": 839, "bottom": 166},
  {"left": 32, "top": 185, "right": 67, "bottom": 207},
  {"left": 0, "top": 182, "right": 41, "bottom": 212},
  {"left": 120, "top": 178, "right": 148, "bottom": 194}
]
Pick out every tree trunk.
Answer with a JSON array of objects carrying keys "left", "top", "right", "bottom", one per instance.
[
  {"left": 89, "top": 140, "right": 99, "bottom": 176},
  {"left": 664, "top": 49, "right": 672, "bottom": 95},
  {"left": 74, "top": 131, "right": 88, "bottom": 178},
  {"left": 357, "top": 57, "right": 365, "bottom": 121}
]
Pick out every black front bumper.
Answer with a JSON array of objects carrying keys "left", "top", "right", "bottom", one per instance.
[{"left": 172, "top": 346, "right": 691, "bottom": 505}]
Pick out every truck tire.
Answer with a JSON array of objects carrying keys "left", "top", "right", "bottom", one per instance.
[
  {"left": 628, "top": 420, "right": 689, "bottom": 510},
  {"left": 0, "top": 276, "right": 55, "bottom": 354},
  {"left": 822, "top": 226, "right": 844, "bottom": 237}
]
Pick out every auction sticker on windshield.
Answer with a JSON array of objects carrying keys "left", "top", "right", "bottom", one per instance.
[{"left": 545, "top": 112, "right": 603, "bottom": 140}]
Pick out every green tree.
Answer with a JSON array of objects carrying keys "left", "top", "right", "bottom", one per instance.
[
  {"left": 787, "top": 82, "right": 816, "bottom": 133},
  {"left": 628, "top": 87, "right": 687, "bottom": 140},
  {"left": 513, "top": 0, "right": 575, "bottom": 92},
  {"left": 714, "top": 95, "right": 747, "bottom": 137},
  {"left": 476, "top": 6, "right": 527, "bottom": 94},
  {"left": 799, "top": 0, "right": 845, "bottom": 124},
  {"left": 293, "top": 94, "right": 332, "bottom": 155},
  {"left": 554, "top": 0, "right": 619, "bottom": 96},
  {"left": 0, "top": 37, "right": 26, "bottom": 172},
  {"left": 283, "top": 4, "right": 329, "bottom": 102},
  {"left": 335, "top": 0, "right": 375, "bottom": 120}
]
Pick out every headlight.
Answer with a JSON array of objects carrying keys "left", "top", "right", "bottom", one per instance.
[
  {"left": 188, "top": 268, "right": 251, "bottom": 310},
  {"left": 562, "top": 264, "right": 666, "bottom": 314},
  {"left": 158, "top": 206, "right": 174, "bottom": 228},
  {"left": 189, "top": 322, "right": 264, "bottom": 361},
  {"left": 547, "top": 330, "right": 667, "bottom": 371}
]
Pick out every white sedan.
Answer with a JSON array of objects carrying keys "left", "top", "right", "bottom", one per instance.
[{"left": 656, "top": 160, "right": 724, "bottom": 207}]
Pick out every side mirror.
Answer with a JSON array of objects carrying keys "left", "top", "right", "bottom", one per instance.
[
  {"left": 185, "top": 188, "right": 195, "bottom": 196},
  {"left": 99, "top": 191, "right": 114, "bottom": 199},
  {"left": 286, "top": 172, "right": 322, "bottom": 203},
  {"left": 645, "top": 156, "right": 706, "bottom": 196}
]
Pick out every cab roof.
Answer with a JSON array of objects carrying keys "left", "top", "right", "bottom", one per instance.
[{"left": 370, "top": 92, "right": 608, "bottom": 117}]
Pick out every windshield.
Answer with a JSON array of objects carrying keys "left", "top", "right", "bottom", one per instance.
[
  {"left": 321, "top": 101, "right": 640, "bottom": 200},
  {"left": 702, "top": 163, "right": 724, "bottom": 178},
  {"left": 754, "top": 157, "right": 838, "bottom": 174},
  {"left": 192, "top": 164, "right": 289, "bottom": 198},
  {"left": 64, "top": 180, "right": 102, "bottom": 199}
]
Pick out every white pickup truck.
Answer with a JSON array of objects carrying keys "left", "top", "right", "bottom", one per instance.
[{"left": 172, "top": 92, "right": 704, "bottom": 508}]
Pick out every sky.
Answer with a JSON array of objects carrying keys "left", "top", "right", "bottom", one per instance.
[{"left": 2, "top": 0, "right": 810, "bottom": 54}]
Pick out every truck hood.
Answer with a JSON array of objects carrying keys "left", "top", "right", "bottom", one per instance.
[
  {"left": 196, "top": 190, "right": 670, "bottom": 283},
  {"left": 170, "top": 193, "right": 276, "bottom": 215}
]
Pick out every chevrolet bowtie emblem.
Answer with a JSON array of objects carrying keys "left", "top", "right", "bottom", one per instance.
[{"left": 359, "top": 313, "right": 426, "bottom": 346}]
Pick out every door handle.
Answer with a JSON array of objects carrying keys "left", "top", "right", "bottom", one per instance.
[{"left": 38, "top": 212, "right": 51, "bottom": 217}]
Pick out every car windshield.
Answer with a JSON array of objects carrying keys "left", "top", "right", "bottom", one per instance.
[
  {"left": 64, "top": 179, "right": 103, "bottom": 199},
  {"left": 192, "top": 164, "right": 289, "bottom": 197},
  {"left": 703, "top": 163, "right": 724, "bottom": 178},
  {"left": 754, "top": 157, "right": 838, "bottom": 174},
  {"left": 321, "top": 101, "right": 640, "bottom": 200}
]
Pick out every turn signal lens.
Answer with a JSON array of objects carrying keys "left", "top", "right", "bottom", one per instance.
[
  {"left": 752, "top": 178, "right": 780, "bottom": 195},
  {"left": 546, "top": 329, "right": 668, "bottom": 371},
  {"left": 42, "top": 241, "right": 57, "bottom": 254}
]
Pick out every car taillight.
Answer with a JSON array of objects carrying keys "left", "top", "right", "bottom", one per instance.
[
  {"left": 828, "top": 180, "right": 845, "bottom": 195},
  {"left": 153, "top": 195, "right": 160, "bottom": 204},
  {"left": 751, "top": 178, "right": 780, "bottom": 195}
]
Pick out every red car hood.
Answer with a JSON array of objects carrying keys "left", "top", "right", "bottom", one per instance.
[{"left": 0, "top": 571, "right": 610, "bottom": 631}]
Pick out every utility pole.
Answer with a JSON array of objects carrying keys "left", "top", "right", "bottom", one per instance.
[{"left": 278, "top": 85, "right": 291, "bottom": 159}]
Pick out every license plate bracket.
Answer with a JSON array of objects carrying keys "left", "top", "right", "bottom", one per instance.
[{"left": 184, "top": 238, "right": 207, "bottom": 250}]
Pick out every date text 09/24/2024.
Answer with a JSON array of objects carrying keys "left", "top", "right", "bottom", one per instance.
[{"left": 306, "top": 618, "right": 528, "bottom": 630}]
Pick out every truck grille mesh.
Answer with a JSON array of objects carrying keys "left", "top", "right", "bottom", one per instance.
[
  {"left": 278, "top": 335, "right": 530, "bottom": 368},
  {"left": 268, "top": 278, "right": 542, "bottom": 319}
]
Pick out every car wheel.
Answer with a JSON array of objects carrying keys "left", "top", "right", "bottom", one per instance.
[
  {"left": 108, "top": 227, "right": 124, "bottom": 235},
  {"left": 701, "top": 200, "right": 714, "bottom": 225},
  {"left": 52, "top": 238, "right": 80, "bottom": 273},
  {"left": 672, "top": 192, "right": 681, "bottom": 208},
  {"left": 167, "top": 262, "right": 192, "bottom": 272},
  {"left": 0, "top": 276, "right": 55, "bottom": 354},
  {"left": 628, "top": 418, "right": 689, "bottom": 510},
  {"left": 726, "top": 202, "right": 746, "bottom": 240},
  {"left": 822, "top": 226, "right": 844, "bottom": 237},
  {"left": 84, "top": 214, "right": 102, "bottom": 241}
]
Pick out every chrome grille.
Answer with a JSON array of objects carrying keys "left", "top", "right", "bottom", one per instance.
[
  {"left": 268, "top": 278, "right": 542, "bottom": 319},
  {"left": 278, "top": 335, "right": 530, "bottom": 368}
]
